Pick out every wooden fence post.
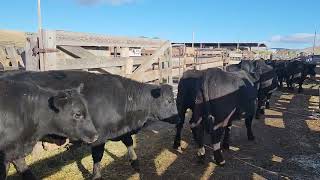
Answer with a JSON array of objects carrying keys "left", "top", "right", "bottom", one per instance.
[
  {"left": 25, "top": 34, "right": 40, "bottom": 71},
  {"left": 168, "top": 45, "right": 173, "bottom": 85},
  {"left": 42, "top": 30, "right": 57, "bottom": 71}
]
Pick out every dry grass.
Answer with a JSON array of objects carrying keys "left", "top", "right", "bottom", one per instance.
[
  {"left": 0, "top": 30, "right": 26, "bottom": 48},
  {"left": 7, "top": 80, "right": 320, "bottom": 180}
]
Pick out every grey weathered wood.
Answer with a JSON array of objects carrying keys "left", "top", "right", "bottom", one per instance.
[
  {"left": 131, "top": 41, "right": 171, "bottom": 81},
  {"left": 25, "top": 34, "right": 40, "bottom": 71},
  {"left": 55, "top": 30, "right": 164, "bottom": 48},
  {"left": 55, "top": 57, "right": 128, "bottom": 70},
  {"left": 42, "top": 30, "right": 57, "bottom": 71},
  {"left": 4, "top": 46, "right": 19, "bottom": 69},
  {"left": 58, "top": 46, "right": 96, "bottom": 59}
]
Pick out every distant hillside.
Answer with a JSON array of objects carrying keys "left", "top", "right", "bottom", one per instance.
[
  {"left": 301, "top": 46, "right": 320, "bottom": 55},
  {"left": 0, "top": 30, "right": 26, "bottom": 48}
]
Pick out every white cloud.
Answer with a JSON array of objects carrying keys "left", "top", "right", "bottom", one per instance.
[
  {"left": 271, "top": 33, "right": 317, "bottom": 44},
  {"left": 77, "top": 0, "right": 136, "bottom": 6}
]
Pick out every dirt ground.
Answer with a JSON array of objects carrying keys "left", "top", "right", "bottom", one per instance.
[{"left": 7, "top": 80, "right": 320, "bottom": 180}]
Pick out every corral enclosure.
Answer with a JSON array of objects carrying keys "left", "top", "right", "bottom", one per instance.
[
  {"left": 1, "top": 29, "right": 320, "bottom": 180},
  {"left": 23, "top": 30, "right": 225, "bottom": 84}
]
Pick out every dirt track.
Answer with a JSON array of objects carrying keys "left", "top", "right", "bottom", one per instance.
[{"left": 7, "top": 81, "right": 320, "bottom": 180}]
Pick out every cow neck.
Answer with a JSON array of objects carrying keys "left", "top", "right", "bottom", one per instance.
[
  {"left": 124, "top": 82, "right": 155, "bottom": 113},
  {"left": 32, "top": 89, "right": 65, "bottom": 138}
]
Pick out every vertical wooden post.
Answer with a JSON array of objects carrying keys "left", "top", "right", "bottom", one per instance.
[
  {"left": 158, "top": 58, "right": 163, "bottom": 84},
  {"left": 25, "top": 34, "right": 40, "bottom": 71},
  {"left": 168, "top": 45, "right": 173, "bottom": 85},
  {"left": 42, "top": 30, "right": 57, "bottom": 71},
  {"left": 121, "top": 47, "right": 133, "bottom": 77},
  {"left": 183, "top": 45, "right": 187, "bottom": 73}
]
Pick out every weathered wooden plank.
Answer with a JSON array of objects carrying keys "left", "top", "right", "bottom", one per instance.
[
  {"left": 42, "top": 30, "right": 57, "bottom": 71},
  {"left": 25, "top": 34, "right": 40, "bottom": 71},
  {"left": 55, "top": 57, "right": 128, "bottom": 70},
  {"left": 4, "top": 46, "right": 19, "bottom": 69},
  {"left": 55, "top": 30, "right": 165, "bottom": 48},
  {"left": 58, "top": 46, "right": 96, "bottom": 59},
  {"left": 131, "top": 41, "right": 171, "bottom": 81}
]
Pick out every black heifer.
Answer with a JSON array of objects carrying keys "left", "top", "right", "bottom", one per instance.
[
  {"left": 285, "top": 60, "right": 316, "bottom": 93},
  {"left": 0, "top": 79, "right": 98, "bottom": 180},
  {"left": 174, "top": 68, "right": 258, "bottom": 165},
  {"left": 3, "top": 70, "right": 179, "bottom": 179},
  {"left": 226, "top": 60, "right": 278, "bottom": 118},
  {"left": 252, "top": 60, "right": 278, "bottom": 116},
  {"left": 266, "top": 60, "right": 288, "bottom": 88},
  {"left": 266, "top": 60, "right": 316, "bottom": 92}
]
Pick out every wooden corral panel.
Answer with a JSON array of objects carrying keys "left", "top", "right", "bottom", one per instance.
[
  {"left": 26, "top": 30, "right": 174, "bottom": 84},
  {"left": 0, "top": 45, "right": 24, "bottom": 71},
  {"left": 55, "top": 30, "right": 165, "bottom": 48}
]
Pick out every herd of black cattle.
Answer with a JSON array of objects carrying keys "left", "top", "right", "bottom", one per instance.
[{"left": 0, "top": 59, "right": 317, "bottom": 180}]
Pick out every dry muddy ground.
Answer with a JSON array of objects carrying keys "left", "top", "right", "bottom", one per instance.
[{"left": 8, "top": 80, "right": 320, "bottom": 180}]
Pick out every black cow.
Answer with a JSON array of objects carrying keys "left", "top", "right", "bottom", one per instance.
[
  {"left": 266, "top": 60, "right": 316, "bottom": 92},
  {"left": 266, "top": 60, "right": 288, "bottom": 88},
  {"left": 285, "top": 60, "right": 316, "bottom": 93},
  {"left": 3, "top": 70, "right": 179, "bottom": 179},
  {"left": 227, "top": 60, "right": 278, "bottom": 118},
  {"left": 0, "top": 79, "right": 98, "bottom": 180},
  {"left": 252, "top": 60, "right": 278, "bottom": 116},
  {"left": 174, "top": 68, "right": 258, "bottom": 165}
]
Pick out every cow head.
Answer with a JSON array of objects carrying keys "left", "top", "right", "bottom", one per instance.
[
  {"left": 240, "top": 60, "right": 261, "bottom": 83},
  {"left": 48, "top": 83, "right": 98, "bottom": 144},
  {"left": 150, "top": 84, "right": 179, "bottom": 124}
]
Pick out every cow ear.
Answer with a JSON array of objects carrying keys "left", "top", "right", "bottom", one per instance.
[
  {"left": 151, "top": 88, "right": 161, "bottom": 99},
  {"left": 76, "top": 83, "right": 84, "bottom": 94},
  {"left": 48, "top": 92, "right": 69, "bottom": 113}
]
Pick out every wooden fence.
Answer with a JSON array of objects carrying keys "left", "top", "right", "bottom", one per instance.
[{"left": 25, "top": 30, "right": 224, "bottom": 84}]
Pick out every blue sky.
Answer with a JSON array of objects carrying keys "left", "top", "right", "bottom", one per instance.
[{"left": 0, "top": 0, "right": 319, "bottom": 49}]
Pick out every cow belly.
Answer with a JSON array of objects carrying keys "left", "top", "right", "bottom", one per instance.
[
  {"left": 293, "top": 73, "right": 302, "bottom": 79},
  {"left": 260, "top": 79, "right": 273, "bottom": 89}
]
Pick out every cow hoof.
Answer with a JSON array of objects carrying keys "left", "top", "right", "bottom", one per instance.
[
  {"left": 197, "top": 155, "right": 206, "bottom": 164},
  {"left": 131, "top": 160, "right": 140, "bottom": 172},
  {"left": 22, "top": 169, "right": 37, "bottom": 180},
  {"left": 212, "top": 151, "right": 225, "bottom": 166},
  {"left": 173, "top": 142, "right": 181, "bottom": 150},
  {"left": 92, "top": 163, "right": 102, "bottom": 180}
]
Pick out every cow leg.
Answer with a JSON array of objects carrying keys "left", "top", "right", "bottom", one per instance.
[
  {"left": 0, "top": 151, "right": 8, "bottom": 180},
  {"left": 298, "top": 79, "right": 304, "bottom": 93},
  {"left": 222, "top": 123, "right": 232, "bottom": 150},
  {"left": 265, "top": 94, "right": 271, "bottom": 109},
  {"left": 121, "top": 135, "right": 140, "bottom": 172},
  {"left": 246, "top": 116, "right": 255, "bottom": 141},
  {"left": 279, "top": 77, "right": 283, "bottom": 88},
  {"left": 173, "top": 109, "right": 186, "bottom": 150},
  {"left": 255, "top": 98, "right": 265, "bottom": 119},
  {"left": 91, "top": 143, "right": 105, "bottom": 180},
  {"left": 12, "top": 158, "right": 37, "bottom": 180},
  {"left": 191, "top": 125, "right": 206, "bottom": 164},
  {"left": 211, "top": 128, "right": 225, "bottom": 166}
]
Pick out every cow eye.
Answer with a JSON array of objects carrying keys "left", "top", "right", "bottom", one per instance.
[{"left": 73, "top": 112, "right": 83, "bottom": 120}]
